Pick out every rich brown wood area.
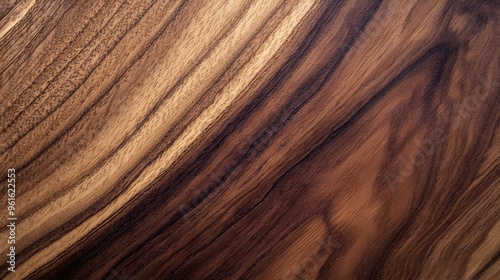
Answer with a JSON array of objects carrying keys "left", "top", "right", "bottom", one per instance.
[{"left": 0, "top": 0, "right": 499, "bottom": 279}]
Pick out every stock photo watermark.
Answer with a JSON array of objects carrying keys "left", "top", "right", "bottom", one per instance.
[
  {"left": 178, "top": 1, "right": 408, "bottom": 221},
  {"left": 6, "top": 168, "right": 16, "bottom": 273},
  {"left": 282, "top": 235, "right": 340, "bottom": 279},
  {"left": 179, "top": 106, "right": 291, "bottom": 220},
  {"left": 340, "top": 1, "right": 405, "bottom": 54},
  {"left": 383, "top": 79, "right": 498, "bottom": 187},
  {"left": 110, "top": 268, "right": 134, "bottom": 280}
]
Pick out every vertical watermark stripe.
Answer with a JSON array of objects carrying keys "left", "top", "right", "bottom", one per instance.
[{"left": 6, "top": 168, "right": 16, "bottom": 273}]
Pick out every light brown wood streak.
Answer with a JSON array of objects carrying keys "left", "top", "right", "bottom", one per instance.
[{"left": 0, "top": 0, "right": 498, "bottom": 279}]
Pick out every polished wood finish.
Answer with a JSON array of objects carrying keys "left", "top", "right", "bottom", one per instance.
[{"left": 0, "top": 0, "right": 499, "bottom": 279}]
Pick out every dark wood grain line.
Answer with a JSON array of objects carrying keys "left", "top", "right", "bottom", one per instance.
[
  {"left": 1, "top": 0, "right": 498, "bottom": 278},
  {"left": 473, "top": 251, "right": 500, "bottom": 280}
]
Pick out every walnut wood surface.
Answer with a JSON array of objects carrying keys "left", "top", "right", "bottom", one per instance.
[{"left": 0, "top": 0, "right": 499, "bottom": 279}]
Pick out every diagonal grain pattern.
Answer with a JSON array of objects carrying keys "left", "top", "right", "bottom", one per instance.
[{"left": 0, "top": 0, "right": 498, "bottom": 279}]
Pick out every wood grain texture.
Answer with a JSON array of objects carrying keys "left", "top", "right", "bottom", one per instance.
[{"left": 0, "top": 0, "right": 499, "bottom": 279}]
